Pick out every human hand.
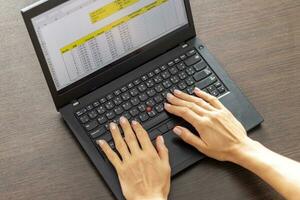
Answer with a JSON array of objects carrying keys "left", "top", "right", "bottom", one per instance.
[
  {"left": 97, "top": 117, "right": 171, "bottom": 200},
  {"left": 164, "top": 88, "right": 254, "bottom": 162}
]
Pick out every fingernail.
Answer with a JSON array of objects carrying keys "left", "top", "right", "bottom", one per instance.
[
  {"left": 173, "top": 127, "right": 182, "bottom": 136},
  {"left": 194, "top": 87, "right": 201, "bottom": 93},
  {"left": 131, "top": 120, "right": 138, "bottom": 125},
  {"left": 159, "top": 136, "right": 164, "bottom": 144},
  {"left": 174, "top": 89, "right": 182, "bottom": 95},
  {"left": 120, "top": 116, "right": 126, "bottom": 124},
  {"left": 164, "top": 103, "right": 170, "bottom": 109},
  {"left": 97, "top": 140, "right": 105, "bottom": 146},
  {"left": 110, "top": 122, "right": 117, "bottom": 129},
  {"left": 167, "top": 93, "right": 173, "bottom": 100}
]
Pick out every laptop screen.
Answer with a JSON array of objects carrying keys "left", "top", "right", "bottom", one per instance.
[{"left": 32, "top": 0, "right": 188, "bottom": 91}]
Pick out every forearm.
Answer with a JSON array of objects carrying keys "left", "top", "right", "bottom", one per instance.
[{"left": 231, "top": 139, "right": 300, "bottom": 199}]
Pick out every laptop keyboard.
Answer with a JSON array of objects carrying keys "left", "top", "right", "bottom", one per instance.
[{"left": 74, "top": 48, "right": 228, "bottom": 151}]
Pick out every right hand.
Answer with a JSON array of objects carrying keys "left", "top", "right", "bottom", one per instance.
[{"left": 164, "top": 88, "right": 254, "bottom": 162}]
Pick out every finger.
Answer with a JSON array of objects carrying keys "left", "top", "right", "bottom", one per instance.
[
  {"left": 173, "top": 126, "right": 206, "bottom": 152},
  {"left": 110, "top": 122, "right": 130, "bottom": 160},
  {"left": 119, "top": 116, "right": 140, "bottom": 154},
  {"left": 97, "top": 140, "right": 122, "bottom": 170},
  {"left": 194, "top": 87, "right": 223, "bottom": 109},
  {"left": 156, "top": 136, "right": 169, "bottom": 165},
  {"left": 167, "top": 93, "right": 208, "bottom": 116},
  {"left": 173, "top": 89, "right": 215, "bottom": 111},
  {"left": 164, "top": 103, "right": 204, "bottom": 129},
  {"left": 131, "top": 120, "right": 156, "bottom": 152}
]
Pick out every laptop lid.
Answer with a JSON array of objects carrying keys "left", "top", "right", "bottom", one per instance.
[{"left": 21, "top": 0, "right": 196, "bottom": 110}]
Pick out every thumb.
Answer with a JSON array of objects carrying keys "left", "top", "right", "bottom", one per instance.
[
  {"left": 173, "top": 126, "right": 206, "bottom": 152},
  {"left": 156, "top": 136, "right": 169, "bottom": 164}
]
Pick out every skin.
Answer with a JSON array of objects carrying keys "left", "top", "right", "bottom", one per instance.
[{"left": 98, "top": 88, "right": 300, "bottom": 200}]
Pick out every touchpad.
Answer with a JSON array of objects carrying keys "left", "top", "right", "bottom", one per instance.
[{"left": 163, "top": 131, "right": 205, "bottom": 175}]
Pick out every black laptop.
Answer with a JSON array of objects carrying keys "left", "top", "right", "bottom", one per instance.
[{"left": 21, "top": 0, "right": 263, "bottom": 199}]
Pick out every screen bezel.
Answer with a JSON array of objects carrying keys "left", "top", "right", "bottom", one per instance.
[{"left": 21, "top": 0, "right": 196, "bottom": 110}]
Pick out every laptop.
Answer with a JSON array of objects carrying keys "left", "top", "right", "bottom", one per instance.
[{"left": 21, "top": 0, "right": 263, "bottom": 199}]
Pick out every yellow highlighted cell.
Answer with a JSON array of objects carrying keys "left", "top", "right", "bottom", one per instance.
[
  {"left": 60, "top": 0, "right": 168, "bottom": 54},
  {"left": 90, "top": 0, "right": 139, "bottom": 24}
]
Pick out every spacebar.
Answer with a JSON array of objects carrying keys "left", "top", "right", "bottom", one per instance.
[{"left": 141, "top": 112, "right": 170, "bottom": 131}]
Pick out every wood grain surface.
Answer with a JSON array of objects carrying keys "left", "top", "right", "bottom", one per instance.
[{"left": 0, "top": 0, "right": 299, "bottom": 199}]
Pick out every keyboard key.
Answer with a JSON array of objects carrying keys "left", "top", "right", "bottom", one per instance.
[
  {"left": 88, "top": 110, "right": 98, "bottom": 119},
  {"left": 187, "top": 86, "right": 195, "bottom": 95},
  {"left": 139, "top": 113, "right": 149, "bottom": 122},
  {"left": 184, "top": 54, "right": 202, "bottom": 66},
  {"left": 139, "top": 93, "right": 148, "bottom": 101},
  {"left": 211, "top": 90, "right": 220, "bottom": 97},
  {"left": 128, "top": 82, "right": 134, "bottom": 89},
  {"left": 129, "top": 88, "right": 139, "bottom": 97},
  {"left": 86, "top": 104, "right": 93, "bottom": 111},
  {"left": 154, "top": 68, "right": 161, "bottom": 74},
  {"left": 122, "top": 102, "right": 132, "bottom": 111},
  {"left": 114, "top": 90, "right": 121, "bottom": 96},
  {"left": 207, "top": 85, "right": 216, "bottom": 93},
  {"left": 178, "top": 71, "right": 187, "bottom": 80},
  {"left": 147, "top": 89, "right": 156, "bottom": 97},
  {"left": 113, "top": 97, "right": 122, "bottom": 105},
  {"left": 79, "top": 115, "right": 89, "bottom": 124},
  {"left": 214, "top": 82, "right": 222, "bottom": 88},
  {"left": 186, "top": 77, "right": 195, "bottom": 86},
  {"left": 146, "top": 79, "right": 155, "bottom": 88},
  {"left": 106, "top": 111, "right": 116, "bottom": 120},
  {"left": 186, "top": 49, "right": 197, "bottom": 57},
  {"left": 123, "top": 112, "right": 131, "bottom": 120},
  {"left": 174, "top": 58, "right": 181, "bottom": 63},
  {"left": 141, "top": 75, "right": 148, "bottom": 81},
  {"left": 106, "top": 94, "right": 114, "bottom": 100},
  {"left": 155, "top": 104, "right": 164, "bottom": 113},
  {"left": 84, "top": 120, "right": 98, "bottom": 131},
  {"left": 148, "top": 110, "right": 157, "bottom": 118},
  {"left": 163, "top": 80, "right": 172, "bottom": 88},
  {"left": 90, "top": 127, "right": 106, "bottom": 139},
  {"left": 177, "top": 62, "right": 186, "bottom": 71},
  {"left": 158, "top": 124, "right": 168, "bottom": 133},
  {"left": 121, "top": 86, "right": 128, "bottom": 92},
  {"left": 100, "top": 98, "right": 106, "bottom": 104},
  {"left": 193, "top": 68, "right": 212, "bottom": 81},
  {"left": 154, "top": 75, "right": 163, "bottom": 83},
  {"left": 170, "top": 75, "right": 180, "bottom": 84},
  {"left": 178, "top": 82, "right": 187, "bottom": 90},
  {"left": 97, "top": 116, "right": 107, "bottom": 124},
  {"left": 121, "top": 92, "right": 130, "bottom": 101},
  {"left": 146, "top": 99, "right": 155, "bottom": 107},
  {"left": 96, "top": 106, "right": 106, "bottom": 114},
  {"left": 161, "top": 71, "right": 170, "bottom": 79},
  {"left": 138, "top": 84, "right": 147, "bottom": 92},
  {"left": 169, "top": 67, "right": 178, "bottom": 75},
  {"left": 218, "top": 86, "right": 226, "bottom": 94},
  {"left": 148, "top": 72, "right": 155, "bottom": 78},
  {"left": 155, "top": 84, "right": 164, "bottom": 93},
  {"left": 168, "top": 61, "right": 175, "bottom": 67},
  {"left": 154, "top": 95, "right": 164, "bottom": 103},
  {"left": 131, "top": 97, "right": 140, "bottom": 106},
  {"left": 160, "top": 65, "right": 167, "bottom": 71},
  {"left": 130, "top": 108, "right": 139, "bottom": 117},
  {"left": 105, "top": 101, "right": 114, "bottom": 110},
  {"left": 134, "top": 79, "right": 141, "bottom": 85},
  {"left": 196, "top": 75, "right": 218, "bottom": 89},
  {"left": 76, "top": 108, "right": 87, "bottom": 117},
  {"left": 138, "top": 104, "right": 146, "bottom": 112},
  {"left": 194, "top": 61, "right": 207, "bottom": 71},
  {"left": 186, "top": 67, "right": 196, "bottom": 76},
  {"left": 114, "top": 107, "right": 124, "bottom": 115},
  {"left": 180, "top": 54, "right": 187, "bottom": 60},
  {"left": 93, "top": 101, "right": 100, "bottom": 107}
]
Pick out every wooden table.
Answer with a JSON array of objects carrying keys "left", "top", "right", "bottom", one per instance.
[{"left": 1, "top": 0, "right": 299, "bottom": 199}]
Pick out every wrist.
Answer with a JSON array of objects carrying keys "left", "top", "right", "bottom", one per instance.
[
  {"left": 130, "top": 194, "right": 167, "bottom": 200},
  {"left": 228, "top": 138, "right": 263, "bottom": 165}
]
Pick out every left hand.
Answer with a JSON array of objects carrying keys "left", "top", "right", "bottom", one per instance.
[{"left": 97, "top": 117, "right": 171, "bottom": 200}]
